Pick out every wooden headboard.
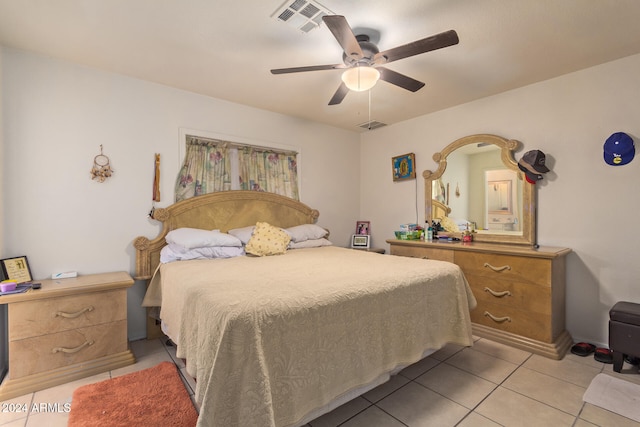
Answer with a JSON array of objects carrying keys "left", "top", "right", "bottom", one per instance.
[
  {"left": 133, "top": 191, "right": 319, "bottom": 280},
  {"left": 432, "top": 199, "right": 451, "bottom": 221}
]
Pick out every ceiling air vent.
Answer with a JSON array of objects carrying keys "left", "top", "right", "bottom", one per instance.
[
  {"left": 272, "top": 0, "right": 334, "bottom": 33},
  {"left": 358, "top": 120, "right": 387, "bottom": 130}
]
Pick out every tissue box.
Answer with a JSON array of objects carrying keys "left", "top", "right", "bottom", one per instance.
[
  {"left": 399, "top": 223, "right": 418, "bottom": 232},
  {"left": 394, "top": 230, "right": 423, "bottom": 240}
]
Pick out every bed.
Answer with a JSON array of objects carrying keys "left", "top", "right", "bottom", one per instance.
[{"left": 133, "top": 191, "right": 476, "bottom": 427}]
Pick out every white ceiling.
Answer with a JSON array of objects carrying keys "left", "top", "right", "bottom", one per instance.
[{"left": 2, "top": 0, "right": 640, "bottom": 132}]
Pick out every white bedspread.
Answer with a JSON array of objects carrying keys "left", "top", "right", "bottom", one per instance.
[{"left": 144, "top": 246, "right": 477, "bottom": 427}]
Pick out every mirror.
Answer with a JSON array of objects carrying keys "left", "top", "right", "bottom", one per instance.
[{"left": 423, "top": 134, "right": 536, "bottom": 246}]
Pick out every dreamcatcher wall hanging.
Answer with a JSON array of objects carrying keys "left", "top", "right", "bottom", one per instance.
[{"left": 90, "top": 145, "right": 114, "bottom": 183}]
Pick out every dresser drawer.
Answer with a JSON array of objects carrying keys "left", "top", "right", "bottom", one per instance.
[
  {"left": 8, "top": 320, "right": 128, "bottom": 378},
  {"left": 470, "top": 300, "right": 552, "bottom": 342},
  {"left": 466, "top": 275, "right": 552, "bottom": 315},
  {"left": 8, "top": 289, "right": 126, "bottom": 341},
  {"left": 390, "top": 245, "right": 454, "bottom": 262},
  {"left": 455, "top": 251, "right": 551, "bottom": 286}
]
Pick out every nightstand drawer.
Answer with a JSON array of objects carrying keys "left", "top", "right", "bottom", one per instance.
[
  {"left": 8, "top": 320, "right": 128, "bottom": 378},
  {"left": 390, "top": 245, "right": 454, "bottom": 262},
  {"left": 8, "top": 289, "right": 126, "bottom": 341},
  {"left": 455, "top": 252, "right": 551, "bottom": 286}
]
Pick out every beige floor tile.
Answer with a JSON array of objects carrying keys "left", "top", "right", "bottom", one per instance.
[
  {"left": 446, "top": 347, "right": 519, "bottom": 384},
  {"left": 457, "top": 411, "right": 502, "bottom": 427},
  {"left": 25, "top": 410, "right": 68, "bottom": 427},
  {"left": 523, "top": 354, "right": 601, "bottom": 388},
  {"left": 415, "top": 363, "right": 497, "bottom": 409},
  {"left": 580, "top": 403, "right": 640, "bottom": 427},
  {"left": 362, "top": 374, "right": 409, "bottom": 403},
  {"left": 502, "top": 366, "right": 585, "bottom": 415},
  {"left": 308, "top": 397, "right": 370, "bottom": 427},
  {"left": 109, "top": 349, "right": 173, "bottom": 377},
  {"left": 573, "top": 418, "right": 599, "bottom": 427},
  {"left": 341, "top": 405, "right": 405, "bottom": 427},
  {"left": 565, "top": 350, "right": 606, "bottom": 370},
  {"left": 476, "top": 387, "right": 575, "bottom": 426},
  {"left": 428, "top": 342, "right": 466, "bottom": 361},
  {"left": 472, "top": 338, "right": 532, "bottom": 365},
  {"left": 398, "top": 356, "right": 439, "bottom": 380},
  {"left": 376, "top": 381, "right": 469, "bottom": 427},
  {"left": 0, "top": 393, "right": 31, "bottom": 426},
  {"left": 129, "top": 337, "right": 166, "bottom": 357},
  {"left": 0, "top": 418, "right": 27, "bottom": 427}
]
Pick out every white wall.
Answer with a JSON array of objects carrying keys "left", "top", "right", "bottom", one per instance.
[
  {"left": 4, "top": 45, "right": 639, "bottom": 348},
  {"left": 1, "top": 47, "right": 361, "bottom": 340},
  {"left": 361, "top": 53, "right": 640, "bottom": 347}
]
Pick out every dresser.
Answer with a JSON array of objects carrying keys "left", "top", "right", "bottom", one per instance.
[
  {"left": 387, "top": 239, "right": 572, "bottom": 359},
  {"left": 0, "top": 272, "right": 136, "bottom": 400}
]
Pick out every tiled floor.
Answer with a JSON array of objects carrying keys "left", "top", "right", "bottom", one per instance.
[{"left": 1, "top": 336, "right": 639, "bottom": 426}]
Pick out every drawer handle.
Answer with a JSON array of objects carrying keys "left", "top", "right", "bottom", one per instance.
[
  {"left": 483, "top": 287, "right": 511, "bottom": 298},
  {"left": 484, "top": 311, "right": 511, "bottom": 323},
  {"left": 52, "top": 340, "right": 94, "bottom": 354},
  {"left": 55, "top": 306, "right": 94, "bottom": 319},
  {"left": 483, "top": 262, "right": 511, "bottom": 272}
]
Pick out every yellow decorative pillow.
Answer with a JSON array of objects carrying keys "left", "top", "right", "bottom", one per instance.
[{"left": 245, "top": 222, "right": 291, "bottom": 256}]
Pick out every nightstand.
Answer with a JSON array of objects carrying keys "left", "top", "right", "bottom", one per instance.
[{"left": 0, "top": 271, "right": 136, "bottom": 400}]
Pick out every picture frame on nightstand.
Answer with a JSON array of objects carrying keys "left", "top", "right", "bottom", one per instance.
[
  {"left": 351, "top": 234, "right": 370, "bottom": 249},
  {"left": 356, "top": 221, "right": 370, "bottom": 235},
  {"left": 0, "top": 256, "right": 33, "bottom": 284}
]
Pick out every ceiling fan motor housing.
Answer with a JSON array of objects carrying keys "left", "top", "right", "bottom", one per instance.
[{"left": 343, "top": 35, "right": 380, "bottom": 66}]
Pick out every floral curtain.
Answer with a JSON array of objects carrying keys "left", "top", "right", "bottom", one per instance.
[
  {"left": 174, "top": 136, "right": 299, "bottom": 202},
  {"left": 238, "top": 147, "right": 299, "bottom": 200},
  {"left": 174, "top": 137, "right": 231, "bottom": 202}
]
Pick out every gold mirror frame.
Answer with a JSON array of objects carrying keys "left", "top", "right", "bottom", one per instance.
[{"left": 423, "top": 134, "right": 536, "bottom": 246}]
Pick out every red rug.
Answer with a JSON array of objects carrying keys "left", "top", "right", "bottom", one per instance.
[{"left": 68, "top": 361, "right": 198, "bottom": 426}]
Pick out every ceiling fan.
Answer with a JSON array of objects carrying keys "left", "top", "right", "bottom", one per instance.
[{"left": 270, "top": 15, "right": 459, "bottom": 105}]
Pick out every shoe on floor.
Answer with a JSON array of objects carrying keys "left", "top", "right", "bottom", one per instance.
[
  {"left": 594, "top": 347, "right": 613, "bottom": 364},
  {"left": 571, "top": 342, "right": 596, "bottom": 357}
]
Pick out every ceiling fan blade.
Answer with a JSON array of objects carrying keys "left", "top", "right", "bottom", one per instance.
[
  {"left": 328, "top": 82, "right": 349, "bottom": 105},
  {"left": 375, "top": 30, "right": 459, "bottom": 64},
  {"left": 271, "top": 64, "right": 346, "bottom": 74},
  {"left": 322, "top": 15, "right": 364, "bottom": 60},
  {"left": 377, "top": 67, "right": 425, "bottom": 92}
]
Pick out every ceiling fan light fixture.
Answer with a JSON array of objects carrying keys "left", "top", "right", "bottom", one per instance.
[{"left": 341, "top": 66, "right": 380, "bottom": 92}]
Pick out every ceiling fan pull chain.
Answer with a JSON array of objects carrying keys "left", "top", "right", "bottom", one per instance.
[{"left": 368, "top": 89, "right": 372, "bottom": 130}]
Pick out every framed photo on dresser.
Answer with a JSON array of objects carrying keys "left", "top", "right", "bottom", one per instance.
[{"left": 0, "top": 256, "right": 33, "bottom": 284}]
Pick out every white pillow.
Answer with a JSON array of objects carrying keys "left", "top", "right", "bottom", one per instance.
[
  {"left": 285, "top": 224, "right": 328, "bottom": 243},
  {"left": 288, "top": 238, "right": 333, "bottom": 249},
  {"left": 228, "top": 226, "right": 255, "bottom": 244},
  {"left": 165, "top": 228, "right": 242, "bottom": 252},
  {"left": 160, "top": 245, "right": 245, "bottom": 263}
]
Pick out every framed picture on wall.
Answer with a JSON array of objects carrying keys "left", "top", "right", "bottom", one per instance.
[
  {"left": 355, "top": 221, "right": 370, "bottom": 235},
  {"left": 0, "top": 256, "right": 33, "bottom": 284},
  {"left": 392, "top": 153, "right": 416, "bottom": 181},
  {"left": 351, "top": 234, "right": 370, "bottom": 248}
]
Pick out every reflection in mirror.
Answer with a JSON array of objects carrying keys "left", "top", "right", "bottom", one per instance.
[{"left": 424, "top": 134, "right": 536, "bottom": 246}]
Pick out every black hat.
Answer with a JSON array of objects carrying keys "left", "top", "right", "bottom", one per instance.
[{"left": 518, "top": 150, "right": 550, "bottom": 174}]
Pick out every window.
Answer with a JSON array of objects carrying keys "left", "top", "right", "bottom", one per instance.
[{"left": 174, "top": 133, "right": 299, "bottom": 202}]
